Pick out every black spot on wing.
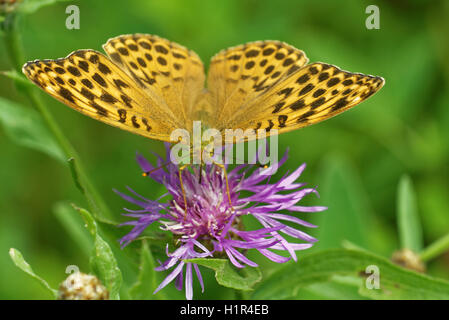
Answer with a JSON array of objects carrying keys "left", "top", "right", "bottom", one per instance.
[
  {"left": 81, "top": 78, "right": 94, "bottom": 89},
  {"left": 118, "top": 47, "right": 129, "bottom": 56},
  {"left": 155, "top": 45, "right": 168, "bottom": 54},
  {"left": 157, "top": 56, "right": 167, "bottom": 66},
  {"left": 265, "top": 119, "right": 274, "bottom": 131},
  {"left": 278, "top": 115, "right": 288, "bottom": 127},
  {"left": 311, "top": 97, "right": 326, "bottom": 109},
  {"left": 272, "top": 101, "right": 285, "bottom": 114},
  {"left": 90, "top": 101, "right": 108, "bottom": 116},
  {"left": 289, "top": 99, "right": 305, "bottom": 111},
  {"left": 298, "top": 83, "right": 314, "bottom": 96},
  {"left": 142, "top": 118, "right": 152, "bottom": 132},
  {"left": 78, "top": 60, "right": 89, "bottom": 72},
  {"left": 131, "top": 115, "right": 140, "bottom": 128},
  {"left": 118, "top": 109, "right": 127, "bottom": 123},
  {"left": 80, "top": 87, "right": 95, "bottom": 100},
  {"left": 67, "top": 66, "right": 81, "bottom": 77},
  {"left": 113, "top": 79, "right": 129, "bottom": 90},
  {"left": 297, "top": 110, "right": 315, "bottom": 122},
  {"left": 296, "top": 74, "right": 309, "bottom": 84},
  {"left": 332, "top": 98, "right": 349, "bottom": 111},
  {"left": 100, "top": 93, "right": 117, "bottom": 103},
  {"left": 98, "top": 62, "right": 111, "bottom": 74},
  {"left": 92, "top": 73, "right": 107, "bottom": 87},
  {"left": 245, "top": 49, "right": 260, "bottom": 58},
  {"left": 120, "top": 94, "right": 133, "bottom": 108},
  {"left": 89, "top": 54, "right": 99, "bottom": 64},
  {"left": 59, "top": 87, "right": 75, "bottom": 103}
]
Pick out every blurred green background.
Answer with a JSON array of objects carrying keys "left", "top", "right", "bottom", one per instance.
[{"left": 1, "top": 0, "right": 448, "bottom": 299}]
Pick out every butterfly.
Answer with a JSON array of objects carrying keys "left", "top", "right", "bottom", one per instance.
[
  {"left": 22, "top": 34, "right": 384, "bottom": 208},
  {"left": 22, "top": 33, "right": 384, "bottom": 145}
]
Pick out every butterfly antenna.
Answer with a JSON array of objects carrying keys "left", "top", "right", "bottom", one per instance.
[
  {"left": 143, "top": 152, "right": 194, "bottom": 177},
  {"left": 142, "top": 162, "right": 170, "bottom": 177},
  {"left": 198, "top": 161, "right": 203, "bottom": 184}
]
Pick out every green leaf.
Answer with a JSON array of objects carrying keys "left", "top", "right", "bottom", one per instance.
[
  {"left": 74, "top": 205, "right": 123, "bottom": 300},
  {"left": 90, "top": 236, "right": 122, "bottom": 300},
  {"left": 397, "top": 175, "right": 423, "bottom": 253},
  {"left": 18, "top": 0, "right": 72, "bottom": 14},
  {"left": 0, "top": 70, "right": 33, "bottom": 87},
  {"left": 252, "top": 248, "right": 449, "bottom": 300},
  {"left": 52, "top": 202, "right": 92, "bottom": 256},
  {"left": 316, "top": 155, "right": 371, "bottom": 250},
  {"left": 296, "top": 276, "right": 366, "bottom": 300},
  {"left": 129, "top": 240, "right": 162, "bottom": 300},
  {"left": 420, "top": 232, "right": 449, "bottom": 262},
  {"left": 0, "top": 97, "right": 65, "bottom": 162},
  {"left": 185, "top": 258, "right": 262, "bottom": 291},
  {"left": 9, "top": 248, "right": 58, "bottom": 299}
]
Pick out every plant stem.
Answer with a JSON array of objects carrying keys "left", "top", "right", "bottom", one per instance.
[
  {"left": 234, "top": 289, "right": 247, "bottom": 300},
  {"left": 420, "top": 233, "right": 449, "bottom": 262},
  {"left": 2, "top": 13, "right": 113, "bottom": 221}
]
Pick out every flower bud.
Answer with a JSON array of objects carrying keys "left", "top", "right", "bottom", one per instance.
[
  {"left": 392, "top": 248, "right": 426, "bottom": 273},
  {"left": 58, "top": 272, "right": 109, "bottom": 300}
]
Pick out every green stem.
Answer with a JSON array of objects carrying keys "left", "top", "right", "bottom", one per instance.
[
  {"left": 234, "top": 289, "right": 247, "bottom": 300},
  {"left": 2, "top": 13, "right": 113, "bottom": 221},
  {"left": 3, "top": 13, "right": 25, "bottom": 73},
  {"left": 420, "top": 233, "right": 449, "bottom": 262}
]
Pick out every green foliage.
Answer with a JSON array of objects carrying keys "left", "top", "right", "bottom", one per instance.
[
  {"left": 0, "top": 70, "right": 33, "bottom": 87},
  {"left": 17, "top": 0, "right": 72, "bottom": 14},
  {"left": 75, "top": 205, "right": 122, "bottom": 300},
  {"left": 53, "top": 202, "right": 92, "bottom": 255},
  {"left": 397, "top": 175, "right": 423, "bottom": 253},
  {"left": 0, "top": 96, "right": 65, "bottom": 162},
  {"left": 129, "top": 240, "right": 161, "bottom": 300},
  {"left": 253, "top": 248, "right": 449, "bottom": 300},
  {"left": 186, "top": 258, "right": 262, "bottom": 291},
  {"left": 8, "top": 248, "right": 58, "bottom": 299},
  {"left": 316, "top": 155, "right": 371, "bottom": 250},
  {"left": 1, "top": 0, "right": 449, "bottom": 300}
]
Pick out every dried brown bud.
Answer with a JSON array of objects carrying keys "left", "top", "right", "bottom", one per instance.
[
  {"left": 391, "top": 248, "right": 426, "bottom": 273},
  {"left": 58, "top": 272, "right": 109, "bottom": 300},
  {"left": 0, "top": 0, "right": 20, "bottom": 14}
]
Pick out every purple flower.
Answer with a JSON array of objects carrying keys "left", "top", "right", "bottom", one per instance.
[{"left": 116, "top": 144, "right": 326, "bottom": 300}]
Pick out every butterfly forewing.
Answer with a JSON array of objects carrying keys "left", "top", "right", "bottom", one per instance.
[
  {"left": 103, "top": 34, "right": 205, "bottom": 131},
  {"left": 233, "top": 63, "right": 384, "bottom": 136},
  {"left": 22, "top": 49, "right": 182, "bottom": 142}
]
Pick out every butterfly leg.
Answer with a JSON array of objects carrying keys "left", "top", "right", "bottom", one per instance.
[
  {"left": 178, "top": 164, "right": 189, "bottom": 217},
  {"left": 198, "top": 161, "right": 203, "bottom": 184},
  {"left": 212, "top": 162, "right": 233, "bottom": 211}
]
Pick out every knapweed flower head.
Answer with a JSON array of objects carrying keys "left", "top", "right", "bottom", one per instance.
[{"left": 116, "top": 144, "right": 326, "bottom": 300}]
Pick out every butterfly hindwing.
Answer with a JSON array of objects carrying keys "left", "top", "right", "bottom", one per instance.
[
  {"left": 22, "top": 49, "right": 179, "bottom": 142},
  {"left": 206, "top": 41, "right": 309, "bottom": 128}
]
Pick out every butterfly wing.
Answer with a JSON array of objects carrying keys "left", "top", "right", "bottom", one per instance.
[
  {"left": 206, "top": 41, "right": 384, "bottom": 142},
  {"left": 206, "top": 41, "right": 309, "bottom": 128},
  {"left": 23, "top": 49, "right": 182, "bottom": 142},
  {"left": 103, "top": 34, "right": 206, "bottom": 132}
]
